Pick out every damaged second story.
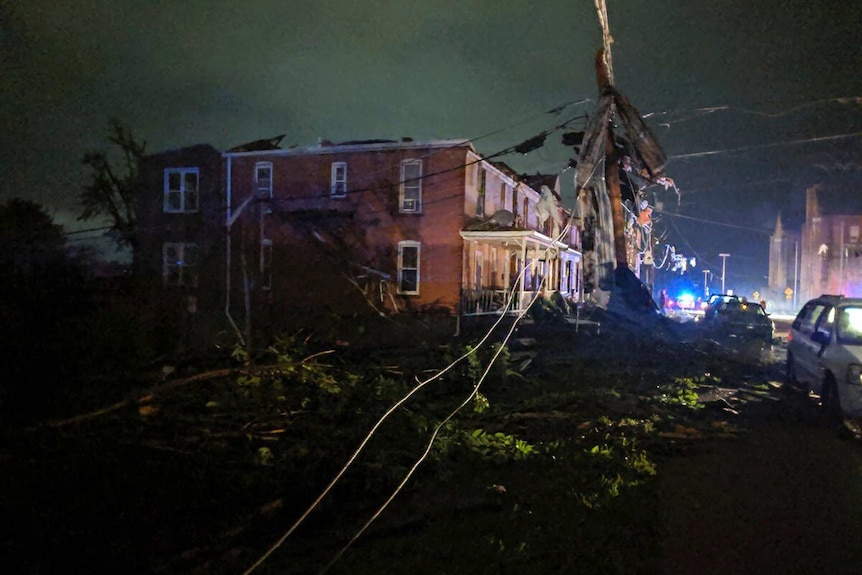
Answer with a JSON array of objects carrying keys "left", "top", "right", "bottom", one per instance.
[{"left": 137, "top": 136, "right": 583, "bottom": 345}]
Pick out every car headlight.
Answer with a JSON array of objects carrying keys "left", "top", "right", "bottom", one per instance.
[{"left": 848, "top": 364, "right": 862, "bottom": 386}]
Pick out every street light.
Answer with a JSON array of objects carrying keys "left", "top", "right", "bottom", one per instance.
[
  {"left": 718, "top": 253, "right": 730, "bottom": 294},
  {"left": 702, "top": 269, "right": 710, "bottom": 298}
]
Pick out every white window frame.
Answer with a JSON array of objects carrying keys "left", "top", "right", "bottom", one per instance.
[
  {"left": 331, "top": 161, "right": 347, "bottom": 198},
  {"left": 397, "top": 241, "right": 421, "bottom": 295},
  {"left": 163, "top": 168, "right": 199, "bottom": 213},
  {"left": 399, "top": 159, "right": 423, "bottom": 213},
  {"left": 255, "top": 162, "right": 273, "bottom": 198},
  {"left": 162, "top": 242, "right": 199, "bottom": 286}
]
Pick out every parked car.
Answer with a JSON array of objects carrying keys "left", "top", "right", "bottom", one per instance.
[
  {"left": 703, "top": 293, "right": 739, "bottom": 321},
  {"left": 701, "top": 296, "right": 774, "bottom": 342},
  {"left": 786, "top": 295, "right": 862, "bottom": 418}
]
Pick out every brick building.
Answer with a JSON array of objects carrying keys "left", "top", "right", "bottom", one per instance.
[{"left": 137, "top": 137, "right": 582, "bottom": 348}]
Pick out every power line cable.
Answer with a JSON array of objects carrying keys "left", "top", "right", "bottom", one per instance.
[
  {"left": 318, "top": 291, "right": 533, "bottom": 574},
  {"left": 263, "top": 112, "right": 587, "bottom": 205},
  {"left": 243, "top": 180, "right": 584, "bottom": 575},
  {"left": 316, "top": 213, "right": 581, "bottom": 574},
  {"left": 655, "top": 208, "right": 772, "bottom": 235},
  {"left": 668, "top": 130, "right": 862, "bottom": 161},
  {"left": 644, "top": 95, "right": 862, "bottom": 127},
  {"left": 243, "top": 270, "right": 530, "bottom": 574}
]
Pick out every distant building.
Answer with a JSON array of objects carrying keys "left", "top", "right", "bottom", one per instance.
[
  {"left": 768, "top": 184, "right": 862, "bottom": 312},
  {"left": 137, "top": 137, "right": 582, "bottom": 349},
  {"left": 799, "top": 184, "right": 862, "bottom": 302},
  {"left": 767, "top": 213, "right": 800, "bottom": 309}
]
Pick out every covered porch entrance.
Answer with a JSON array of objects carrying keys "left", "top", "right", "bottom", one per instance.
[{"left": 459, "top": 230, "right": 581, "bottom": 316}]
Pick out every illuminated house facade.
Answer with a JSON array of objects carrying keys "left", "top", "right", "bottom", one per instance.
[
  {"left": 137, "top": 137, "right": 582, "bottom": 346},
  {"left": 767, "top": 214, "right": 801, "bottom": 310},
  {"left": 798, "top": 185, "right": 862, "bottom": 303},
  {"left": 767, "top": 184, "right": 862, "bottom": 312}
]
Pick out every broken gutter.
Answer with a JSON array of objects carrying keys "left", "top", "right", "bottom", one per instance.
[{"left": 355, "top": 265, "right": 392, "bottom": 281}]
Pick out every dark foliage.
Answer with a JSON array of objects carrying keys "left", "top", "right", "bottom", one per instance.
[
  {"left": 0, "top": 199, "right": 155, "bottom": 426},
  {"left": 79, "top": 118, "right": 145, "bottom": 249}
]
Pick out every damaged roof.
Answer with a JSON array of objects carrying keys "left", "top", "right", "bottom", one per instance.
[
  {"left": 520, "top": 173, "right": 561, "bottom": 199},
  {"left": 489, "top": 161, "right": 519, "bottom": 179},
  {"left": 224, "top": 137, "right": 474, "bottom": 157},
  {"left": 226, "top": 134, "right": 286, "bottom": 153},
  {"left": 462, "top": 211, "right": 522, "bottom": 232}
]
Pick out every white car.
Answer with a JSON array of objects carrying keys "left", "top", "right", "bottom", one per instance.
[{"left": 786, "top": 295, "right": 862, "bottom": 418}]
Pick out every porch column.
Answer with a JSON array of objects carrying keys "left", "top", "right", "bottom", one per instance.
[
  {"left": 520, "top": 240, "right": 527, "bottom": 309},
  {"left": 502, "top": 244, "right": 511, "bottom": 291},
  {"left": 551, "top": 251, "right": 559, "bottom": 292}
]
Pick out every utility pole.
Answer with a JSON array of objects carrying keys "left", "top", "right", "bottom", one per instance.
[
  {"left": 592, "top": 0, "right": 627, "bottom": 271},
  {"left": 702, "top": 269, "right": 710, "bottom": 298},
  {"left": 719, "top": 253, "right": 730, "bottom": 293},
  {"left": 793, "top": 240, "right": 799, "bottom": 310}
]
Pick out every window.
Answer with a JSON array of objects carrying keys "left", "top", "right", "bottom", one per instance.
[
  {"left": 499, "top": 183, "right": 506, "bottom": 212},
  {"left": 838, "top": 307, "right": 862, "bottom": 345},
  {"left": 260, "top": 239, "right": 272, "bottom": 290},
  {"left": 331, "top": 162, "right": 347, "bottom": 198},
  {"left": 398, "top": 241, "right": 420, "bottom": 294},
  {"left": 793, "top": 301, "right": 828, "bottom": 335},
  {"left": 255, "top": 162, "right": 273, "bottom": 198},
  {"left": 816, "top": 305, "right": 836, "bottom": 340},
  {"left": 474, "top": 250, "right": 484, "bottom": 289},
  {"left": 163, "top": 243, "right": 199, "bottom": 286},
  {"left": 164, "top": 168, "right": 199, "bottom": 213},
  {"left": 477, "top": 168, "right": 486, "bottom": 217},
  {"left": 400, "top": 160, "right": 422, "bottom": 213}
]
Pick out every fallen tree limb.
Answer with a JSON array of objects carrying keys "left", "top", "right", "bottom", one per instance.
[
  {"left": 45, "top": 368, "right": 235, "bottom": 429},
  {"left": 41, "top": 351, "right": 339, "bottom": 431}
]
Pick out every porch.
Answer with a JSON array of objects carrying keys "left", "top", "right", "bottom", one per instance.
[{"left": 459, "top": 229, "right": 582, "bottom": 317}]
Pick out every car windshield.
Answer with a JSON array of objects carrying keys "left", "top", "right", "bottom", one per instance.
[
  {"left": 837, "top": 306, "right": 862, "bottom": 345},
  {"left": 740, "top": 303, "right": 767, "bottom": 316},
  {"left": 720, "top": 301, "right": 759, "bottom": 312},
  {"left": 710, "top": 295, "right": 737, "bottom": 307}
]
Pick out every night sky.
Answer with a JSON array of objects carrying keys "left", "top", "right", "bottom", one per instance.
[{"left": 3, "top": 0, "right": 862, "bottom": 291}]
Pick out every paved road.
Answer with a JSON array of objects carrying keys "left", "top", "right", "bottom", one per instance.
[
  {"left": 658, "top": 340, "right": 862, "bottom": 575},
  {"left": 770, "top": 313, "right": 794, "bottom": 343}
]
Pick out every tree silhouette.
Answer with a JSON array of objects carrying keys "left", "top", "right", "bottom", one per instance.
[
  {"left": 0, "top": 198, "right": 93, "bottom": 423},
  {"left": 0, "top": 197, "right": 66, "bottom": 277},
  {"left": 79, "top": 119, "right": 146, "bottom": 249}
]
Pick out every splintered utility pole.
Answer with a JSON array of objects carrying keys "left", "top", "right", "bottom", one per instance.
[{"left": 593, "top": 0, "right": 628, "bottom": 270}]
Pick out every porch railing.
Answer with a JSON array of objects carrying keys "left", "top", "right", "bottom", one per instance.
[{"left": 459, "top": 288, "right": 529, "bottom": 316}]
